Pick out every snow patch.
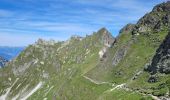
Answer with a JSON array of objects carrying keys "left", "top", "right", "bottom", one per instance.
[
  {"left": 0, "top": 78, "right": 19, "bottom": 100},
  {"left": 16, "top": 83, "right": 21, "bottom": 89},
  {"left": 8, "top": 77, "right": 11, "bottom": 81},
  {"left": 21, "top": 82, "right": 43, "bottom": 100},
  {"left": 33, "top": 59, "right": 39, "bottom": 64},
  {"left": 14, "top": 84, "right": 29, "bottom": 99},
  {"left": 43, "top": 98, "right": 47, "bottom": 100},
  {"left": 85, "top": 49, "right": 90, "bottom": 55},
  {"left": 99, "top": 47, "right": 107, "bottom": 58},
  {"left": 40, "top": 61, "right": 44, "bottom": 65}
]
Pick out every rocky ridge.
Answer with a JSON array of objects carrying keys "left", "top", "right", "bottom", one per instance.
[{"left": 132, "top": 1, "right": 170, "bottom": 35}]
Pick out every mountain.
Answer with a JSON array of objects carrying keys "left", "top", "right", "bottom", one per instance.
[
  {"left": 0, "top": 46, "right": 25, "bottom": 60},
  {"left": 0, "top": 2, "right": 170, "bottom": 100},
  {"left": 0, "top": 56, "right": 8, "bottom": 68}
]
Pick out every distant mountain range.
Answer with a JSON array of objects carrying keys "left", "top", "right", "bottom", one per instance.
[{"left": 0, "top": 46, "right": 25, "bottom": 60}]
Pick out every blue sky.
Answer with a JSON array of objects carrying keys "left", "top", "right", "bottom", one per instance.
[{"left": 0, "top": 0, "right": 164, "bottom": 46}]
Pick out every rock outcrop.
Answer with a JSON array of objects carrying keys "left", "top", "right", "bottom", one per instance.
[
  {"left": 97, "top": 28, "right": 116, "bottom": 59},
  {"left": 146, "top": 31, "right": 170, "bottom": 74},
  {"left": 97, "top": 28, "right": 116, "bottom": 47},
  {"left": 132, "top": 1, "right": 170, "bottom": 35}
]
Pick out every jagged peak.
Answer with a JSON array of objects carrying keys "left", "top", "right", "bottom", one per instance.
[
  {"left": 96, "top": 27, "right": 112, "bottom": 37},
  {"left": 97, "top": 27, "right": 110, "bottom": 34},
  {"left": 34, "top": 27, "right": 115, "bottom": 48},
  {"left": 97, "top": 27, "right": 115, "bottom": 47}
]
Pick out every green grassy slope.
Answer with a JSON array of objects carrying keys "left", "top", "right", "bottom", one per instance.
[{"left": 0, "top": 2, "right": 170, "bottom": 100}]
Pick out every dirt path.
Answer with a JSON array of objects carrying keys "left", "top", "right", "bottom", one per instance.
[
  {"left": 110, "top": 83, "right": 126, "bottom": 91},
  {"left": 83, "top": 76, "right": 163, "bottom": 100},
  {"left": 83, "top": 76, "right": 111, "bottom": 85}
]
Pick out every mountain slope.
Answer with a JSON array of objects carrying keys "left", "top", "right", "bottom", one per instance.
[
  {"left": 0, "top": 28, "right": 117, "bottom": 100},
  {"left": 146, "top": 31, "right": 170, "bottom": 74},
  {"left": 0, "top": 1, "right": 170, "bottom": 100}
]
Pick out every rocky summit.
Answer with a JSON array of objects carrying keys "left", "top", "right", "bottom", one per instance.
[{"left": 0, "top": 2, "right": 170, "bottom": 100}]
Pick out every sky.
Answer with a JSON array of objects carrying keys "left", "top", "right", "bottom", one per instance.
[{"left": 0, "top": 0, "right": 164, "bottom": 46}]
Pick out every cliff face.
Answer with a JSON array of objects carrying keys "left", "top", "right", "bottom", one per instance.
[
  {"left": 132, "top": 1, "right": 170, "bottom": 35},
  {"left": 146, "top": 31, "right": 170, "bottom": 74}
]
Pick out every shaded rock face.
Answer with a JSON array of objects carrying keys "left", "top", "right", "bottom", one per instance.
[
  {"left": 112, "top": 41, "right": 132, "bottom": 66},
  {"left": 0, "top": 56, "right": 8, "bottom": 68},
  {"left": 148, "top": 75, "right": 158, "bottom": 83},
  {"left": 146, "top": 31, "right": 170, "bottom": 74},
  {"left": 112, "top": 47, "right": 127, "bottom": 66},
  {"left": 162, "top": 13, "right": 170, "bottom": 26},
  {"left": 132, "top": 1, "right": 170, "bottom": 35}
]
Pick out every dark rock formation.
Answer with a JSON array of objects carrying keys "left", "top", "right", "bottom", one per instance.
[
  {"left": 132, "top": 1, "right": 170, "bottom": 35},
  {"left": 112, "top": 46, "right": 128, "bottom": 66},
  {"left": 112, "top": 40, "right": 132, "bottom": 66},
  {"left": 148, "top": 75, "right": 158, "bottom": 83},
  {"left": 146, "top": 31, "right": 170, "bottom": 74}
]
